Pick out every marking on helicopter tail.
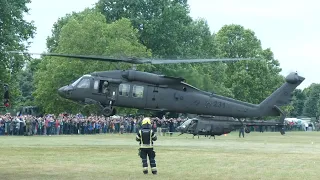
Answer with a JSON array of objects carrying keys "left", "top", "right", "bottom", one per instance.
[{"left": 205, "top": 101, "right": 226, "bottom": 108}]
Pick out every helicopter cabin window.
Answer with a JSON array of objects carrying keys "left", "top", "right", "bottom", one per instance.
[
  {"left": 119, "top": 84, "right": 130, "bottom": 96},
  {"left": 77, "top": 78, "right": 90, "bottom": 89},
  {"left": 94, "top": 80, "right": 99, "bottom": 90},
  {"left": 133, "top": 85, "right": 144, "bottom": 98}
]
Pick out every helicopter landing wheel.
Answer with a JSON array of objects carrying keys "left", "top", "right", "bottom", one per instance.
[{"left": 102, "top": 106, "right": 116, "bottom": 117}]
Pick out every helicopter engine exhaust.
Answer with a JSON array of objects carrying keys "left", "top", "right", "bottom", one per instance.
[{"left": 121, "top": 70, "right": 184, "bottom": 85}]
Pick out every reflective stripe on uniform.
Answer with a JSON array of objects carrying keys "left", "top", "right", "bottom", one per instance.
[
  {"left": 140, "top": 144, "right": 153, "bottom": 148},
  {"left": 150, "top": 130, "right": 152, "bottom": 145}
]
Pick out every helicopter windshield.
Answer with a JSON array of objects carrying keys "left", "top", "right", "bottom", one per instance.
[
  {"left": 71, "top": 77, "right": 82, "bottom": 87},
  {"left": 180, "top": 119, "right": 193, "bottom": 127},
  {"left": 71, "top": 75, "right": 91, "bottom": 87}
]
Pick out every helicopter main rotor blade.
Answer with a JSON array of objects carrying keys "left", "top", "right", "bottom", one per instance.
[
  {"left": 8, "top": 51, "right": 143, "bottom": 64},
  {"left": 144, "top": 58, "right": 256, "bottom": 64},
  {"left": 8, "top": 51, "right": 258, "bottom": 64}
]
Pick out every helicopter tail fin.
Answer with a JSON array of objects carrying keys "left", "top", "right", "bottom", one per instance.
[{"left": 257, "top": 72, "right": 305, "bottom": 116}]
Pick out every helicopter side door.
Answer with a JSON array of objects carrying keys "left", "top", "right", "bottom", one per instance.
[
  {"left": 91, "top": 78, "right": 108, "bottom": 104},
  {"left": 146, "top": 85, "right": 159, "bottom": 109},
  {"left": 145, "top": 85, "right": 167, "bottom": 110},
  {"left": 91, "top": 79, "right": 118, "bottom": 106}
]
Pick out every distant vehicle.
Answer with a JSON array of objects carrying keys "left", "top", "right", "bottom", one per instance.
[{"left": 176, "top": 115, "right": 285, "bottom": 139}]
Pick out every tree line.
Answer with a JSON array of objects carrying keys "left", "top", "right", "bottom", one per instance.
[{"left": 1, "top": 0, "right": 317, "bottom": 119}]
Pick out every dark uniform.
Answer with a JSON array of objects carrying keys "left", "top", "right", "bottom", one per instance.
[
  {"left": 136, "top": 118, "right": 157, "bottom": 174},
  {"left": 239, "top": 125, "right": 245, "bottom": 138}
]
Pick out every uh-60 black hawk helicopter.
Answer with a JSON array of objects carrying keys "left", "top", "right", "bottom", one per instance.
[
  {"left": 176, "top": 115, "right": 286, "bottom": 138},
  {"left": 10, "top": 51, "right": 304, "bottom": 125}
]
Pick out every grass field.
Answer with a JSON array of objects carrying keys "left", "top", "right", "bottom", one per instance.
[{"left": 0, "top": 131, "right": 319, "bottom": 180}]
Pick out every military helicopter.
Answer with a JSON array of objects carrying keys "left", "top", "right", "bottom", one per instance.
[
  {"left": 10, "top": 52, "right": 304, "bottom": 121},
  {"left": 176, "top": 115, "right": 286, "bottom": 139}
]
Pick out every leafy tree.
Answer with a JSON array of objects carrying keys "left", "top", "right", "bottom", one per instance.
[
  {"left": 289, "top": 89, "right": 306, "bottom": 117},
  {"left": 96, "top": 0, "right": 230, "bottom": 96},
  {"left": 34, "top": 9, "right": 151, "bottom": 114},
  {"left": 96, "top": 0, "right": 216, "bottom": 58},
  {"left": 46, "top": 12, "right": 82, "bottom": 53},
  {"left": 16, "top": 58, "right": 42, "bottom": 106},
  {"left": 0, "top": 0, "right": 36, "bottom": 107},
  {"left": 215, "top": 24, "right": 284, "bottom": 104},
  {"left": 303, "top": 84, "right": 320, "bottom": 117}
]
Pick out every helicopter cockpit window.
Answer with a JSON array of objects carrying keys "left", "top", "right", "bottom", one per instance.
[
  {"left": 77, "top": 78, "right": 90, "bottom": 89},
  {"left": 180, "top": 119, "right": 192, "bottom": 127},
  {"left": 119, "top": 84, "right": 130, "bottom": 96},
  {"left": 133, "top": 85, "right": 144, "bottom": 98}
]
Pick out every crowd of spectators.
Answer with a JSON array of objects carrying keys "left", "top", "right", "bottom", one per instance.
[
  {"left": 0, "top": 113, "right": 184, "bottom": 136},
  {"left": 284, "top": 119, "right": 320, "bottom": 131},
  {"left": 0, "top": 113, "right": 319, "bottom": 136}
]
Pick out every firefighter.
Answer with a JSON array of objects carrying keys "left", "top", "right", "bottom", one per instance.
[{"left": 136, "top": 117, "right": 158, "bottom": 174}]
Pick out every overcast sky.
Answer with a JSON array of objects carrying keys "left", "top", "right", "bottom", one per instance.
[{"left": 24, "top": 0, "right": 319, "bottom": 89}]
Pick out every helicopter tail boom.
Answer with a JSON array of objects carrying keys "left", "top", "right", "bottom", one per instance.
[{"left": 257, "top": 72, "right": 305, "bottom": 116}]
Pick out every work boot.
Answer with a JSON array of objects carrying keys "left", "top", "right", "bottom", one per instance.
[
  {"left": 151, "top": 167, "right": 157, "bottom": 175},
  {"left": 143, "top": 167, "right": 148, "bottom": 174}
]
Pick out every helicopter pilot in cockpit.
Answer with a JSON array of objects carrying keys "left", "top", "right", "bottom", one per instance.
[
  {"left": 188, "top": 120, "right": 198, "bottom": 132},
  {"left": 102, "top": 81, "right": 109, "bottom": 94}
]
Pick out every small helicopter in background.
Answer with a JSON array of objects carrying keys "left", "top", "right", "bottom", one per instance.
[
  {"left": 9, "top": 52, "right": 304, "bottom": 126},
  {"left": 176, "top": 115, "right": 286, "bottom": 139}
]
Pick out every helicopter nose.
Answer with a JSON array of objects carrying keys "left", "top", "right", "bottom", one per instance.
[{"left": 58, "top": 86, "right": 66, "bottom": 97}]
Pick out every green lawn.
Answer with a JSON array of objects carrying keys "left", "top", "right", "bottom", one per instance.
[{"left": 0, "top": 131, "right": 319, "bottom": 180}]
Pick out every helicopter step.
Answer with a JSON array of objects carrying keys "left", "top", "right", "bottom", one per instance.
[{"left": 84, "top": 98, "right": 116, "bottom": 117}]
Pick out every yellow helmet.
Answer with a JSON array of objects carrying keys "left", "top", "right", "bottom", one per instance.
[{"left": 142, "top": 117, "right": 151, "bottom": 125}]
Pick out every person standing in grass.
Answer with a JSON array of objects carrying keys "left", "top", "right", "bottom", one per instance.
[{"left": 136, "top": 117, "right": 158, "bottom": 175}]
